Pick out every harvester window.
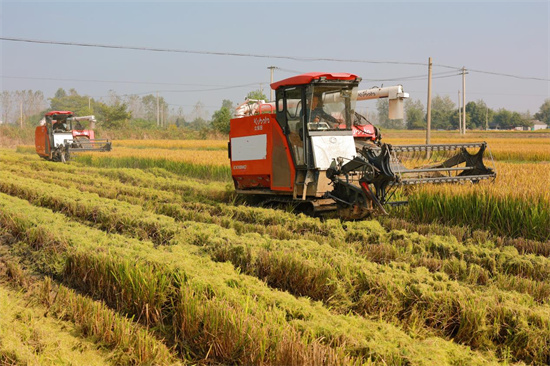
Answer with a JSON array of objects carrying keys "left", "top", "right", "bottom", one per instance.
[
  {"left": 277, "top": 97, "right": 284, "bottom": 112},
  {"left": 287, "top": 100, "right": 301, "bottom": 119},
  {"left": 284, "top": 87, "right": 306, "bottom": 166},
  {"left": 53, "top": 120, "right": 65, "bottom": 132},
  {"left": 306, "top": 85, "right": 357, "bottom": 131},
  {"left": 53, "top": 120, "right": 69, "bottom": 132}
]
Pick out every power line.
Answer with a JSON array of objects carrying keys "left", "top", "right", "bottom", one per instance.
[
  {"left": 0, "top": 36, "right": 431, "bottom": 67},
  {"left": 0, "top": 71, "right": 461, "bottom": 89},
  {"left": 0, "top": 75, "right": 228, "bottom": 87},
  {"left": 468, "top": 69, "right": 550, "bottom": 82},
  {"left": 363, "top": 71, "right": 460, "bottom": 82},
  {"left": 1, "top": 37, "right": 548, "bottom": 82},
  {"left": 1, "top": 74, "right": 262, "bottom": 97},
  {"left": 271, "top": 67, "right": 460, "bottom": 83},
  {"left": 408, "top": 90, "right": 548, "bottom": 97},
  {"left": 276, "top": 67, "right": 307, "bottom": 74},
  {"left": 134, "top": 82, "right": 263, "bottom": 94}
]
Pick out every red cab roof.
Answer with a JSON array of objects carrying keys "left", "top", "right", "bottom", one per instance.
[
  {"left": 270, "top": 72, "right": 358, "bottom": 90},
  {"left": 45, "top": 111, "right": 73, "bottom": 116}
]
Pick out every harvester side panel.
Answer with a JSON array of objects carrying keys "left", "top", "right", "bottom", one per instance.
[
  {"left": 229, "top": 114, "right": 294, "bottom": 192},
  {"left": 35, "top": 126, "right": 49, "bottom": 158},
  {"left": 271, "top": 124, "right": 294, "bottom": 190}
]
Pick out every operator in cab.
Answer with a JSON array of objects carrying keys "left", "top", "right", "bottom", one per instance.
[{"left": 310, "top": 94, "right": 339, "bottom": 125}]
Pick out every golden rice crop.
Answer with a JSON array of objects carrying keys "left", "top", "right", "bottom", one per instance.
[
  {"left": 1, "top": 190, "right": 505, "bottom": 366},
  {"left": 84, "top": 146, "right": 229, "bottom": 166},
  {"left": 4, "top": 147, "right": 550, "bottom": 364},
  {"left": 404, "top": 162, "right": 550, "bottom": 241},
  {"left": 114, "top": 139, "right": 227, "bottom": 150},
  {"left": 413, "top": 161, "right": 549, "bottom": 204},
  {"left": 76, "top": 147, "right": 231, "bottom": 180}
]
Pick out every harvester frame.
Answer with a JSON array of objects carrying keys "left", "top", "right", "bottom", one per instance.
[
  {"left": 35, "top": 111, "right": 112, "bottom": 162},
  {"left": 229, "top": 72, "right": 496, "bottom": 219}
]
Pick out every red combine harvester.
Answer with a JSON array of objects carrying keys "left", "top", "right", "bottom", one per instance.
[
  {"left": 229, "top": 72, "right": 496, "bottom": 218},
  {"left": 35, "top": 111, "right": 112, "bottom": 162}
]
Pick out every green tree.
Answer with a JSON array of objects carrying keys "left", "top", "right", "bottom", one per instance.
[
  {"left": 175, "top": 116, "right": 186, "bottom": 128},
  {"left": 175, "top": 106, "right": 186, "bottom": 128},
  {"left": 187, "top": 117, "right": 208, "bottom": 131},
  {"left": 404, "top": 99, "right": 425, "bottom": 130},
  {"left": 222, "top": 99, "right": 234, "bottom": 115},
  {"left": 211, "top": 105, "right": 232, "bottom": 134},
  {"left": 49, "top": 88, "right": 94, "bottom": 116},
  {"left": 97, "top": 102, "right": 131, "bottom": 129},
  {"left": 130, "top": 118, "right": 157, "bottom": 129},
  {"left": 141, "top": 94, "right": 167, "bottom": 125},
  {"left": 247, "top": 89, "right": 268, "bottom": 101},
  {"left": 191, "top": 101, "right": 207, "bottom": 122},
  {"left": 54, "top": 88, "right": 67, "bottom": 99},
  {"left": 534, "top": 99, "right": 550, "bottom": 123},
  {"left": 491, "top": 109, "right": 525, "bottom": 129},
  {"left": 376, "top": 99, "right": 389, "bottom": 126},
  {"left": 430, "top": 95, "right": 455, "bottom": 130},
  {"left": 465, "top": 100, "right": 493, "bottom": 129}
]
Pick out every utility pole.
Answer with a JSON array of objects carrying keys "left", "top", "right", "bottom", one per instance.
[
  {"left": 20, "top": 101, "right": 23, "bottom": 129},
  {"left": 267, "top": 66, "right": 276, "bottom": 102},
  {"left": 426, "top": 57, "right": 433, "bottom": 146},
  {"left": 156, "top": 92, "right": 160, "bottom": 127},
  {"left": 458, "top": 90, "right": 461, "bottom": 133},
  {"left": 462, "top": 67, "right": 467, "bottom": 135}
]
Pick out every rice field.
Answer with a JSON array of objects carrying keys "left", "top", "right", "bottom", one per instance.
[{"left": 1, "top": 131, "right": 549, "bottom": 365}]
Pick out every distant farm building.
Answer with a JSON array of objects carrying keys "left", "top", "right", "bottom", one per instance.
[{"left": 532, "top": 120, "right": 548, "bottom": 130}]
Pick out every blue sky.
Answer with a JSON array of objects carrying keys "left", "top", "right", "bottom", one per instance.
[{"left": 1, "top": 1, "right": 548, "bottom": 119}]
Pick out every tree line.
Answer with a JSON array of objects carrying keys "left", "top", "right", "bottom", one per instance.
[
  {"left": 0, "top": 88, "right": 213, "bottom": 131},
  {"left": 377, "top": 96, "right": 550, "bottom": 130},
  {"left": 1, "top": 87, "right": 549, "bottom": 133}
]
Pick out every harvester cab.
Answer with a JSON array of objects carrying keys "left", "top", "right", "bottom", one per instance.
[
  {"left": 229, "top": 72, "right": 496, "bottom": 219},
  {"left": 35, "top": 111, "right": 112, "bottom": 162}
]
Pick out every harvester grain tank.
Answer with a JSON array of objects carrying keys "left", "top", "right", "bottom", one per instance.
[
  {"left": 35, "top": 111, "right": 112, "bottom": 162},
  {"left": 228, "top": 72, "right": 496, "bottom": 219}
]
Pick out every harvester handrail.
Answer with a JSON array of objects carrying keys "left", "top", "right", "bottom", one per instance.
[{"left": 257, "top": 103, "right": 275, "bottom": 115}]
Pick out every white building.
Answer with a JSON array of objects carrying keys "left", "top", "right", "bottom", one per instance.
[{"left": 532, "top": 120, "right": 548, "bottom": 131}]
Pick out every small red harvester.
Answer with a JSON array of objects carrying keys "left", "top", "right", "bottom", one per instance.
[
  {"left": 35, "top": 111, "right": 112, "bottom": 162},
  {"left": 228, "top": 72, "right": 496, "bottom": 219}
]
